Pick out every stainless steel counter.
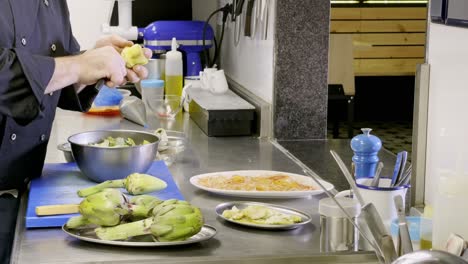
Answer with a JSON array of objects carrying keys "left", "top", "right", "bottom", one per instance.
[{"left": 11, "top": 109, "right": 378, "bottom": 264}]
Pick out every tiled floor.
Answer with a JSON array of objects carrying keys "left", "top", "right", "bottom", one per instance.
[{"left": 327, "top": 121, "right": 413, "bottom": 161}]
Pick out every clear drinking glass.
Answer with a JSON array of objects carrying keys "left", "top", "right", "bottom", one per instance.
[{"left": 147, "top": 95, "right": 182, "bottom": 119}]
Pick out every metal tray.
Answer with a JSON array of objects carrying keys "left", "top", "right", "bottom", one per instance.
[
  {"left": 62, "top": 224, "right": 217, "bottom": 247},
  {"left": 215, "top": 201, "right": 312, "bottom": 230}
]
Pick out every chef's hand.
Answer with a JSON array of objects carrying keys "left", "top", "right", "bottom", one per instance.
[
  {"left": 95, "top": 34, "right": 152, "bottom": 84},
  {"left": 95, "top": 34, "right": 133, "bottom": 53},
  {"left": 76, "top": 46, "right": 127, "bottom": 88}
]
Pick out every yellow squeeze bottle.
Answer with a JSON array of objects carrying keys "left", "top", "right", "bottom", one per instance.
[{"left": 164, "top": 38, "right": 183, "bottom": 96}]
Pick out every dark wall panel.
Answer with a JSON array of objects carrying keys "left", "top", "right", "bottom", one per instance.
[
  {"left": 111, "top": 0, "right": 192, "bottom": 28},
  {"left": 273, "top": 0, "right": 330, "bottom": 140}
]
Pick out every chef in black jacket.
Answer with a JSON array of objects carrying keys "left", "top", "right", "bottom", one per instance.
[{"left": 0, "top": 1, "right": 151, "bottom": 263}]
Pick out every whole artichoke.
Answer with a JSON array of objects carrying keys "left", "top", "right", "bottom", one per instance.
[
  {"left": 128, "top": 195, "right": 163, "bottom": 221},
  {"left": 66, "top": 189, "right": 130, "bottom": 229},
  {"left": 94, "top": 199, "right": 204, "bottom": 242},
  {"left": 77, "top": 173, "right": 167, "bottom": 197}
]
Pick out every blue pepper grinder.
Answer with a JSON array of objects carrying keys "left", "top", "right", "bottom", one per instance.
[{"left": 350, "top": 128, "right": 382, "bottom": 179}]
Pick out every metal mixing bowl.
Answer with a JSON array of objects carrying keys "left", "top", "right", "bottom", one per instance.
[
  {"left": 68, "top": 130, "right": 159, "bottom": 182},
  {"left": 392, "top": 250, "right": 468, "bottom": 264},
  {"left": 57, "top": 142, "right": 74, "bottom": 162}
]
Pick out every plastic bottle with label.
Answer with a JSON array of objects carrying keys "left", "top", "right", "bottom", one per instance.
[{"left": 164, "top": 38, "right": 183, "bottom": 96}]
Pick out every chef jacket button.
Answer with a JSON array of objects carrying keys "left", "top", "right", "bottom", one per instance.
[
  {"left": 21, "top": 38, "right": 27, "bottom": 46},
  {"left": 49, "top": 92, "right": 54, "bottom": 96},
  {"left": 10, "top": 133, "right": 17, "bottom": 141},
  {"left": 44, "top": 0, "right": 49, "bottom": 6},
  {"left": 51, "top": 44, "right": 56, "bottom": 52},
  {"left": 40, "top": 134, "right": 46, "bottom": 141}
]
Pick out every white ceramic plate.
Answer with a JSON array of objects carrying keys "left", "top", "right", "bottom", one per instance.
[
  {"left": 189, "top": 170, "right": 334, "bottom": 198},
  {"left": 215, "top": 201, "right": 312, "bottom": 230},
  {"left": 62, "top": 225, "right": 217, "bottom": 247}
]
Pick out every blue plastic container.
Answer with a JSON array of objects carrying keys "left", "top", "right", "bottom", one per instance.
[{"left": 391, "top": 216, "right": 421, "bottom": 250}]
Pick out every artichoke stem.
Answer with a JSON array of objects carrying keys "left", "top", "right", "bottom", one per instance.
[
  {"left": 66, "top": 216, "right": 91, "bottom": 229},
  {"left": 95, "top": 218, "right": 154, "bottom": 241},
  {"left": 77, "top": 180, "right": 125, "bottom": 197}
]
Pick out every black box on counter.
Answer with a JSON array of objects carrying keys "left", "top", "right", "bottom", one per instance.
[{"left": 187, "top": 88, "right": 255, "bottom": 137}]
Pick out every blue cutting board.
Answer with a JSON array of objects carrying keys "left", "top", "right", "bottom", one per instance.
[{"left": 26, "top": 161, "right": 184, "bottom": 228}]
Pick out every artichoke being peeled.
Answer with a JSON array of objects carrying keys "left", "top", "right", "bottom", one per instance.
[
  {"left": 121, "top": 44, "right": 149, "bottom": 68},
  {"left": 94, "top": 199, "right": 204, "bottom": 242},
  {"left": 77, "top": 173, "right": 167, "bottom": 197}
]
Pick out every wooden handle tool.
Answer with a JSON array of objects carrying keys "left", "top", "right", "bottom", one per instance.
[{"left": 35, "top": 204, "right": 79, "bottom": 216}]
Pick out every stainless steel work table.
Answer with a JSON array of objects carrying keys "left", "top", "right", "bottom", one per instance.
[{"left": 11, "top": 109, "right": 385, "bottom": 264}]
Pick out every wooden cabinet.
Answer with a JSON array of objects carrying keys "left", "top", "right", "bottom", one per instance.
[{"left": 330, "top": 7, "right": 427, "bottom": 76}]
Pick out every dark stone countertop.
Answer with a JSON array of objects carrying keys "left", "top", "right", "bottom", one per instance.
[{"left": 278, "top": 139, "right": 398, "bottom": 191}]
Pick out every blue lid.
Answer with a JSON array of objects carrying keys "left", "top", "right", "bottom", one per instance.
[
  {"left": 141, "top": 79, "right": 164, "bottom": 88},
  {"left": 350, "top": 128, "right": 382, "bottom": 153}
]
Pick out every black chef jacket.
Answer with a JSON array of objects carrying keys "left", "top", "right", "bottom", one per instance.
[{"left": 0, "top": 0, "right": 99, "bottom": 191}]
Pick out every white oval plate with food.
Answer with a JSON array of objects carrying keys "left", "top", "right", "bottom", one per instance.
[
  {"left": 215, "top": 201, "right": 312, "bottom": 230},
  {"left": 189, "top": 170, "right": 334, "bottom": 198},
  {"left": 62, "top": 224, "right": 217, "bottom": 247}
]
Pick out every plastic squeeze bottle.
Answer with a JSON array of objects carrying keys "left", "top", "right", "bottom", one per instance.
[
  {"left": 350, "top": 128, "right": 382, "bottom": 179},
  {"left": 165, "top": 38, "right": 183, "bottom": 96}
]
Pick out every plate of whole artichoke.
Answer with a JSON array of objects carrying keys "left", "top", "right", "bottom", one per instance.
[{"left": 62, "top": 188, "right": 216, "bottom": 246}]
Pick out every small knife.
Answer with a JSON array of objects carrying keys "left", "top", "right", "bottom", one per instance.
[{"left": 95, "top": 79, "right": 106, "bottom": 92}]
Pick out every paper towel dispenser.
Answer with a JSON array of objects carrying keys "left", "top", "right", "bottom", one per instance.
[
  {"left": 431, "top": 0, "right": 447, "bottom": 24},
  {"left": 446, "top": 0, "right": 468, "bottom": 27}
]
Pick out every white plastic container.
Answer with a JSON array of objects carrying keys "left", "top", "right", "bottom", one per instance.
[
  {"left": 165, "top": 38, "right": 183, "bottom": 96},
  {"left": 432, "top": 175, "right": 468, "bottom": 249},
  {"left": 140, "top": 79, "right": 164, "bottom": 114}
]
